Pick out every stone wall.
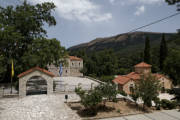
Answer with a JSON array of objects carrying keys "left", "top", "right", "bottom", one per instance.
[
  {"left": 19, "top": 70, "right": 53, "bottom": 97},
  {"left": 135, "top": 67, "right": 151, "bottom": 74},
  {"left": 123, "top": 80, "right": 135, "bottom": 94},
  {"left": 47, "top": 59, "right": 83, "bottom": 77},
  {"left": 70, "top": 68, "right": 83, "bottom": 76},
  {"left": 159, "top": 76, "right": 172, "bottom": 90}
]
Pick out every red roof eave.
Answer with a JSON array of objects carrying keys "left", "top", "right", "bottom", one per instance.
[
  {"left": 69, "top": 56, "right": 83, "bottom": 61},
  {"left": 18, "top": 67, "right": 55, "bottom": 78},
  {"left": 134, "top": 62, "right": 152, "bottom": 68}
]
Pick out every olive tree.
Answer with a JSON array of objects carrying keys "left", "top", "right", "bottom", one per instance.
[{"left": 134, "top": 74, "right": 161, "bottom": 109}]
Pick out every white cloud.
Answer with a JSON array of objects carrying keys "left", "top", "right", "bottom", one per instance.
[
  {"left": 117, "top": 0, "right": 162, "bottom": 6},
  {"left": 26, "top": 0, "right": 112, "bottom": 23},
  {"left": 134, "top": 0, "right": 162, "bottom": 4},
  {"left": 134, "top": 5, "right": 145, "bottom": 16},
  {"left": 109, "top": 0, "right": 115, "bottom": 4}
]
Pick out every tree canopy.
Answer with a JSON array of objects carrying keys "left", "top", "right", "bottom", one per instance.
[
  {"left": 166, "top": 0, "right": 180, "bottom": 11},
  {"left": 0, "top": 1, "right": 67, "bottom": 82},
  {"left": 159, "top": 34, "right": 168, "bottom": 70},
  {"left": 164, "top": 49, "right": 180, "bottom": 85},
  {"left": 134, "top": 74, "right": 161, "bottom": 108}
]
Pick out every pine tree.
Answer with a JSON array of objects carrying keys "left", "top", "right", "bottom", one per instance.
[
  {"left": 144, "top": 36, "right": 151, "bottom": 64},
  {"left": 160, "top": 34, "right": 168, "bottom": 70}
]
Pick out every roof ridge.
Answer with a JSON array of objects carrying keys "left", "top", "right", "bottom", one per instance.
[
  {"left": 134, "top": 62, "right": 152, "bottom": 68},
  {"left": 18, "top": 67, "right": 55, "bottom": 78}
]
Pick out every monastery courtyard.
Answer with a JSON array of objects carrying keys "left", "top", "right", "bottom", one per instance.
[
  {"left": 0, "top": 94, "right": 81, "bottom": 120},
  {"left": 0, "top": 94, "right": 180, "bottom": 120},
  {"left": 0, "top": 76, "right": 99, "bottom": 120}
]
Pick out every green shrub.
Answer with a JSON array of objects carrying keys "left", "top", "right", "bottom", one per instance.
[
  {"left": 169, "top": 101, "right": 177, "bottom": 109},
  {"left": 99, "top": 75, "right": 115, "bottom": 83},
  {"left": 89, "top": 74, "right": 97, "bottom": 78},
  {"left": 117, "top": 109, "right": 121, "bottom": 113},
  {"left": 118, "top": 90, "right": 127, "bottom": 96},
  {"left": 161, "top": 99, "right": 177, "bottom": 109},
  {"left": 154, "top": 97, "right": 161, "bottom": 110},
  {"left": 75, "top": 86, "right": 102, "bottom": 116}
]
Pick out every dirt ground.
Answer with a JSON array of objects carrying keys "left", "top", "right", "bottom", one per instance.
[{"left": 67, "top": 100, "right": 152, "bottom": 119}]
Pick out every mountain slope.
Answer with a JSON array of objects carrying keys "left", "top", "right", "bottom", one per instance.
[{"left": 68, "top": 31, "right": 175, "bottom": 54}]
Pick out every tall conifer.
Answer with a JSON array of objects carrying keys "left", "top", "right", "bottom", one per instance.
[
  {"left": 144, "top": 36, "right": 151, "bottom": 64},
  {"left": 160, "top": 34, "right": 168, "bottom": 70}
]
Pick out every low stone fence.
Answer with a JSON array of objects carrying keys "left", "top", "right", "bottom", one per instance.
[
  {"left": 84, "top": 76, "right": 105, "bottom": 84},
  {"left": 53, "top": 82, "right": 92, "bottom": 93}
]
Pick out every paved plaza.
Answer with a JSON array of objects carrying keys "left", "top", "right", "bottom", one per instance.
[
  {"left": 54, "top": 77, "right": 100, "bottom": 92},
  {"left": 0, "top": 94, "right": 180, "bottom": 120},
  {"left": 102, "top": 109, "right": 180, "bottom": 120},
  {"left": 0, "top": 94, "right": 81, "bottom": 120}
]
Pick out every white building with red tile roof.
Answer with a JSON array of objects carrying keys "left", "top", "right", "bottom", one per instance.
[{"left": 113, "top": 62, "right": 172, "bottom": 94}]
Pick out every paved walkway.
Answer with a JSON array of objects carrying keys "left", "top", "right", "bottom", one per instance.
[
  {"left": 0, "top": 94, "right": 81, "bottom": 120},
  {"left": 102, "top": 109, "right": 180, "bottom": 120},
  {"left": 54, "top": 77, "right": 99, "bottom": 92},
  {"left": 1, "top": 93, "right": 179, "bottom": 120}
]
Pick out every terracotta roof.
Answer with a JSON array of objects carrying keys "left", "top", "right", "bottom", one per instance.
[
  {"left": 18, "top": 67, "right": 55, "bottom": 78},
  {"left": 113, "top": 72, "right": 143, "bottom": 85},
  {"left": 126, "top": 72, "right": 141, "bottom": 80},
  {"left": 113, "top": 75, "right": 130, "bottom": 85},
  {"left": 153, "top": 73, "right": 170, "bottom": 80},
  {"left": 134, "top": 62, "right": 152, "bottom": 68},
  {"left": 69, "top": 56, "right": 83, "bottom": 61}
]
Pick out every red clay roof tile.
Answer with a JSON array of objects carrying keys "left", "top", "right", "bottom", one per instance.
[
  {"left": 153, "top": 73, "right": 169, "bottom": 79},
  {"left": 113, "top": 75, "right": 131, "bottom": 85},
  {"left": 18, "top": 67, "right": 55, "bottom": 78},
  {"left": 69, "top": 56, "right": 83, "bottom": 61},
  {"left": 126, "top": 72, "right": 141, "bottom": 80},
  {"left": 134, "top": 62, "right": 152, "bottom": 68}
]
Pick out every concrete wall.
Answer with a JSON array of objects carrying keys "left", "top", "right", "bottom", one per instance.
[{"left": 19, "top": 70, "right": 53, "bottom": 97}]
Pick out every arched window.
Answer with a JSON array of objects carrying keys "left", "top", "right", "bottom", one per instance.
[
  {"left": 129, "top": 84, "right": 134, "bottom": 93},
  {"left": 161, "top": 82, "right": 165, "bottom": 93}
]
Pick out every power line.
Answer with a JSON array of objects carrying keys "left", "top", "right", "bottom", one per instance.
[{"left": 128, "top": 12, "right": 180, "bottom": 33}]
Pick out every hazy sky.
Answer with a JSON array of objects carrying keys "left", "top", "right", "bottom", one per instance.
[{"left": 0, "top": 0, "right": 180, "bottom": 48}]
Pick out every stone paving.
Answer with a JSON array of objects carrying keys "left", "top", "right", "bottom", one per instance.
[
  {"left": 0, "top": 94, "right": 81, "bottom": 120},
  {"left": 54, "top": 77, "right": 99, "bottom": 92},
  {"left": 101, "top": 109, "right": 180, "bottom": 120},
  {"left": 0, "top": 93, "right": 180, "bottom": 120}
]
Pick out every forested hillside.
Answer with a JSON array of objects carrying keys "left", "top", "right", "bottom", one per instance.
[
  {"left": 69, "top": 32, "right": 175, "bottom": 54},
  {"left": 69, "top": 32, "right": 180, "bottom": 85}
]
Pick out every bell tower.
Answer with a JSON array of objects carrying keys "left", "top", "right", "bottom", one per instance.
[{"left": 134, "top": 62, "right": 152, "bottom": 74}]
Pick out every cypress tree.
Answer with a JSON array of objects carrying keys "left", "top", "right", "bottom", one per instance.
[
  {"left": 159, "top": 33, "right": 168, "bottom": 70},
  {"left": 144, "top": 36, "right": 151, "bottom": 64}
]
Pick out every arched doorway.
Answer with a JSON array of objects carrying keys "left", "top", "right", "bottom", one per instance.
[
  {"left": 18, "top": 67, "right": 54, "bottom": 97},
  {"left": 26, "top": 76, "right": 47, "bottom": 95}
]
